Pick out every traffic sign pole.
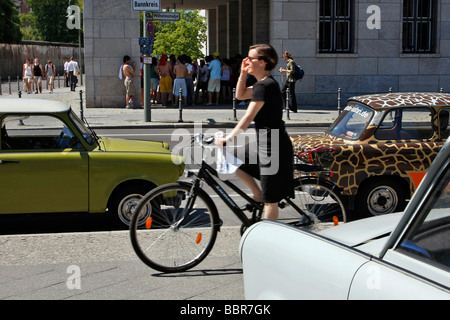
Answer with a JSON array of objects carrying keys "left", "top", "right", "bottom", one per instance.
[{"left": 143, "top": 13, "right": 152, "bottom": 122}]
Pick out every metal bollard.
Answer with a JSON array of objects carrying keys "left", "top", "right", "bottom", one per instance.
[
  {"left": 286, "top": 87, "right": 290, "bottom": 120},
  {"left": 232, "top": 88, "right": 237, "bottom": 121},
  {"left": 17, "top": 76, "right": 20, "bottom": 92},
  {"left": 0, "top": 76, "right": 2, "bottom": 95},
  {"left": 337, "top": 88, "right": 342, "bottom": 114},
  {"left": 79, "top": 90, "right": 84, "bottom": 121},
  {"left": 8, "top": 76, "right": 11, "bottom": 94},
  {"left": 178, "top": 88, "right": 183, "bottom": 123},
  {"left": 58, "top": 74, "right": 60, "bottom": 88}
]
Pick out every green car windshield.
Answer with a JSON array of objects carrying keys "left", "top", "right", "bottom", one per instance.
[
  {"left": 69, "top": 110, "right": 97, "bottom": 146},
  {"left": 327, "top": 103, "right": 374, "bottom": 140}
]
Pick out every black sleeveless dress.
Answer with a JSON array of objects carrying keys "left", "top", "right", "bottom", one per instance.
[{"left": 239, "top": 76, "right": 294, "bottom": 203}]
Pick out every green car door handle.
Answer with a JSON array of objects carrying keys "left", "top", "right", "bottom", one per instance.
[{"left": 0, "top": 160, "right": 20, "bottom": 164}]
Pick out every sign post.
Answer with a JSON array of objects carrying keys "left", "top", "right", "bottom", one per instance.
[
  {"left": 134, "top": 1, "right": 160, "bottom": 122},
  {"left": 143, "top": 14, "right": 152, "bottom": 122}
]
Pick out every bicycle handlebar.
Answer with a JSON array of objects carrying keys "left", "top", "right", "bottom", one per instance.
[{"left": 191, "top": 133, "right": 214, "bottom": 147}]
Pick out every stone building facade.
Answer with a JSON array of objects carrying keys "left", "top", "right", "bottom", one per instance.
[{"left": 84, "top": 0, "right": 449, "bottom": 108}]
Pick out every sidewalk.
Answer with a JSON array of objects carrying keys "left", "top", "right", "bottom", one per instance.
[{"left": 0, "top": 83, "right": 339, "bottom": 129}]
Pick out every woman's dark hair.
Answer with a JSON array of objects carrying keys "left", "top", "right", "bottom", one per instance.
[
  {"left": 249, "top": 44, "right": 278, "bottom": 71},
  {"left": 283, "top": 51, "right": 293, "bottom": 60}
]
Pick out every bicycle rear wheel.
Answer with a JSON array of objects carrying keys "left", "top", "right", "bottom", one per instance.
[
  {"left": 279, "top": 177, "right": 347, "bottom": 226},
  {"left": 130, "top": 182, "right": 220, "bottom": 273}
]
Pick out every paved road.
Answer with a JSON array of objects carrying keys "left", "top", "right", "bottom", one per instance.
[{"left": 0, "top": 227, "right": 244, "bottom": 300}]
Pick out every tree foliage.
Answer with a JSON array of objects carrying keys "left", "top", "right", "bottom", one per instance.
[
  {"left": 153, "top": 10, "right": 206, "bottom": 60},
  {"left": 0, "top": 0, "right": 22, "bottom": 43},
  {"left": 25, "top": 0, "right": 82, "bottom": 43}
]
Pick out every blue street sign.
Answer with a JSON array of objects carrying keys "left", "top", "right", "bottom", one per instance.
[
  {"left": 139, "top": 37, "right": 154, "bottom": 46},
  {"left": 141, "top": 46, "right": 153, "bottom": 55}
]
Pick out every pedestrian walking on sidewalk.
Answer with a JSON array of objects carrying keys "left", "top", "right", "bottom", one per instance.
[
  {"left": 23, "top": 58, "right": 33, "bottom": 94},
  {"left": 207, "top": 53, "right": 221, "bottom": 106},
  {"left": 33, "top": 58, "right": 44, "bottom": 94},
  {"left": 173, "top": 56, "right": 187, "bottom": 106},
  {"left": 67, "top": 57, "right": 80, "bottom": 92},
  {"left": 157, "top": 54, "right": 174, "bottom": 106},
  {"left": 279, "top": 51, "right": 298, "bottom": 113},
  {"left": 64, "top": 58, "right": 70, "bottom": 87},
  {"left": 150, "top": 57, "right": 160, "bottom": 104},
  {"left": 194, "top": 59, "right": 209, "bottom": 104},
  {"left": 120, "top": 55, "right": 136, "bottom": 108},
  {"left": 45, "top": 60, "right": 56, "bottom": 94}
]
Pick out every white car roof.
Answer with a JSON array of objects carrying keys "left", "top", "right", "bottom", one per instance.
[{"left": 0, "top": 99, "right": 70, "bottom": 114}]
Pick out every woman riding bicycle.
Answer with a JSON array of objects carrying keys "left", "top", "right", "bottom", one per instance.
[{"left": 215, "top": 44, "right": 294, "bottom": 221}]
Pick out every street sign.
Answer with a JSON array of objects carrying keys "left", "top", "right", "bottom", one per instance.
[
  {"left": 141, "top": 46, "right": 153, "bottom": 55},
  {"left": 131, "top": 0, "right": 160, "bottom": 11},
  {"left": 146, "top": 21, "right": 154, "bottom": 37},
  {"left": 152, "top": 12, "right": 181, "bottom": 21},
  {"left": 139, "top": 37, "right": 154, "bottom": 46},
  {"left": 143, "top": 56, "right": 153, "bottom": 65}
]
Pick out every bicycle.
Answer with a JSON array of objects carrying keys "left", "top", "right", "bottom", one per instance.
[{"left": 129, "top": 133, "right": 346, "bottom": 273}]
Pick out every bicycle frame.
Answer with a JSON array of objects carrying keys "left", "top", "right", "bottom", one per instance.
[
  {"left": 179, "top": 134, "right": 342, "bottom": 229},
  {"left": 187, "top": 160, "right": 263, "bottom": 228}
]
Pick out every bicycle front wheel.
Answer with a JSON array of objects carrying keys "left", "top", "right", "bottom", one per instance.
[
  {"left": 130, "top": 182, "right": 220, "bottom": 273},
  {"left": 279, "top": 177, "right": 347, "bottom": 225}
]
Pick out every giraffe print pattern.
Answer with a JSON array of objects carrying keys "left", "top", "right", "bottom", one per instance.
[{"left": 292, "top": 92, "right": 450, "bottom": 201}]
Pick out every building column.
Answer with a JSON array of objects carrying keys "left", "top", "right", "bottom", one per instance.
[
  {"left": 227, "top": 1, "right": 240, "bottom": 58},
  {"left": 217, "top": 5, "right": 228, "bottom": 57},
  {"left": 239, "top": 0, "right": 254, "bottom": 54},
  {"left": 207, "top": 9, "right": 217, "bottom": 55},
  {"left": 83, "top": 0, "right": 140, "bottom": 108},
  {"left": 254, "top": 0, "right": 269, "bottom": 44}
]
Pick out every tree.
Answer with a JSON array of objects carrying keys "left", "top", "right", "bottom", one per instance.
[
  {"left": 0, "top": 0, "right": 22, "bottom": 43},
  {"left": 153, "top": 10, "right": 207, "bottom": 60},
  {"left": 25, "top": 0, "right": 82, "bottom": 43}
]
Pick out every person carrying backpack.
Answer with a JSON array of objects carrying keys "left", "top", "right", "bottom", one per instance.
[{"left": 279, "top": 51, "right": 303, "bottom": 113}]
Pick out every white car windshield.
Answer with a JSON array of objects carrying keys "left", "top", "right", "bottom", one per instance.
[{"left": 327, "top": 103, "right": 374, "bottom": 139}]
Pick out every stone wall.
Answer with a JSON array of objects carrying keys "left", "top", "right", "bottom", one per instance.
[
  {"left": 270, "top": 0, "right": 450, "bottom": 107},
  {"left": 84, "top": 0, "right": 141, "bottom": 108},
  {"left": 0, "top": 42, "right": 81, "bottom": 80}
]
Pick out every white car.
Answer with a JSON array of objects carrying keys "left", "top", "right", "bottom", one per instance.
[{"left": 239, "top": 140, "right": 450, "bottom": 300}]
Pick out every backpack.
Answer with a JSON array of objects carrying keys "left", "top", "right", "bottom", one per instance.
[{"left": 293, "top": 64, "right": 305, "bottom": 81}]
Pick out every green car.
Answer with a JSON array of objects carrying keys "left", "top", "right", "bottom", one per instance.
[{"left": 0, "top": 99, "right": 184, "bottom": 227}]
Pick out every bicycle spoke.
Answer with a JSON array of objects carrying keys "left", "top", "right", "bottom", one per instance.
[
  {"left": 130, "top": 183, "right": 219, "bottom": 273},
  {"left": 279, "top": 177, "right": 346, "bottom": 227}
]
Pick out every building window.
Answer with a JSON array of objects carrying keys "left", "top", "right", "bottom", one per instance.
[
  {"left": 319, "top": 0, "right": 354, "bottom": 53},
  {"left": 402, "top": 0, "right": 437, "bottom": 53}
]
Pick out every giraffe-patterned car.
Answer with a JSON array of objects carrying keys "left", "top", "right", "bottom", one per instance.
[{"left": 291, "top": 92, "right": 450, "bottom": 219}]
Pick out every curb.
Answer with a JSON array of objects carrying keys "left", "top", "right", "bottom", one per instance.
[{"left": 90, "top": 122, "right": 333, "bottom": 130}]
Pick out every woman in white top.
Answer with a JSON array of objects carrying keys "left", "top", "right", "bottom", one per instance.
[{"left": 22, "top": 58, "right": 33, "bottom": 94}]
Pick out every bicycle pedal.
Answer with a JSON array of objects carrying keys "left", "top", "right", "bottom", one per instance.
[
  {"left": 278, "top": 201, "right": 288, "bottom": 209},
  {"left": 289, "top": 215, "right": 313, "bottom": 227},
  {"left": 240, "top": 203, "right": 256, "bottom": 212}
]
